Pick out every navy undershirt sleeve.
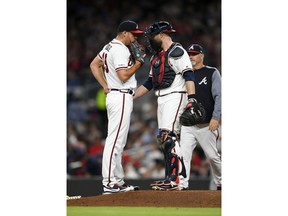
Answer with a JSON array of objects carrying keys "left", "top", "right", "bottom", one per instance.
[
  {"left": 183, "top": 70, "right": 195, "bottom": 81},
  {"left": 143, "top": 77, "right": 153, "bottom": 91}
]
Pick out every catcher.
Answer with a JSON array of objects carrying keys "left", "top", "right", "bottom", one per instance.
[
  {"left": 134, "top": 21, "right": 204, "bottom": 191},
  {"left": 180, "top": 44, "right": 222, "bottom": 190}
]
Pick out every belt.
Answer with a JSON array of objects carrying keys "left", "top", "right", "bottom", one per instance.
[
  {"left": 110, "top": 88, "right": 135, "bottom": 96},
  {"left": 158, "top": 91, "right": 187, "bottom": 97},
  {"left": 195, "top": 123, "right": 209, "bottom": 128}
]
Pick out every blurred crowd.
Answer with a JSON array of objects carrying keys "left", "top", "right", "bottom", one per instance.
[{"left": 67, "top": 0, "right": 221, "bottom": 180}]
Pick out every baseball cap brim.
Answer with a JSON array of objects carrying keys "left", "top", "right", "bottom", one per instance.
[
  {"left": 188, "top": 50, "right": 201, "bottom": 53},
  {"left": 163, "top": 29, "right": 176, "bottom": 33},
  {"left": 130, "top": 29, "right": 144, "bottom": 34}
]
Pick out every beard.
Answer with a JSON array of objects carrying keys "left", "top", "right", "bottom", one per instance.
[{"left": 149, "top": 38, "right": 162, "bottom": 53}]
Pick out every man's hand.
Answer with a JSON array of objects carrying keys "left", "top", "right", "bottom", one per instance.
[{"left": 209, "top": 119, "right": 219, "bottom": 131}]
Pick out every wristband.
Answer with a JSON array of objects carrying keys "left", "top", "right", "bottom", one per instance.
[{"left": 188, "top": 94, "right": 196, "bottom": 99}]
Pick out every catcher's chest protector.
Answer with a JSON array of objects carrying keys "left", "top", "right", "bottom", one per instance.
[{"left": 151, "top": 44, "right": 178, "bottom": 90}]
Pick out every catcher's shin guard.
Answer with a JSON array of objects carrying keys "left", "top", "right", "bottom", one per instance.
[{"left": 157, "top": 130, "right": 186, "bottom": 182}]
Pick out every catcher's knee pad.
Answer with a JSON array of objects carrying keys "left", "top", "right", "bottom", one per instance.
[{"left": 157, "top": 130, "right": 176, "bottom": 154}]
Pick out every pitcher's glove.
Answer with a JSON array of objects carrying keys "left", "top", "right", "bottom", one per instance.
[
  {"left": 180, "top": 97, "right": 206, "bottom": 126},
  {"left": 129, "top": 41, "right": 146, "bottom": 64}
]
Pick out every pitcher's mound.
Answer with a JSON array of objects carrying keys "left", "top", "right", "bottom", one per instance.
[{"left": 67, "top": 190, "right": 221, "bottom": 207}]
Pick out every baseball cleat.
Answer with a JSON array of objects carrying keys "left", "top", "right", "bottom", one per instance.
[
  {"left": 152, "top": 185, "right": 165, "bottom": 191},
  {"left": 151, "top": 185, "right": 179, "bottom": 191},
  {"left": 130, "top": 185, "right": 140, "bottom": 190},
  {"left": 177, "top": 186, "right": 189, "bottom": 191},
  {"left": 122, "top": 183, "right": 140, "bottom": 191},
  {"left": 151, "top": 180, "right": 180, "bottom": 191},
  {"left": 150, "top": 180, "right": 166, "bottom": 186},
  {"left": 102, "top": 184, "right": 130, "bottom": 195}
]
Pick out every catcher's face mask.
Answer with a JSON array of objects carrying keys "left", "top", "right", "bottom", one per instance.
[{"left": 144, "top": 21, "right": 176, "bottom": 54}]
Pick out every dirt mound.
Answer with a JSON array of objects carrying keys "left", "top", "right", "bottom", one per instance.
[{"left": 67, "top": 190, "right": 221, "bottom": 207}]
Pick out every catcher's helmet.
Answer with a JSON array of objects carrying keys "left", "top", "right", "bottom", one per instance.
[{"left": 144, "top": 21, "right": 176, "bottom": 38}]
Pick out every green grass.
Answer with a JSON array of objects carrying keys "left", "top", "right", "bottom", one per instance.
[{"left": 67, "top": 206, "right": 221, "bottom": 216}]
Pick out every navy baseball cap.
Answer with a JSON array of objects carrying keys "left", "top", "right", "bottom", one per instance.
[
  {"left": 186, "top": 44, "right": 204, "bottom": 54},
  {"left": 117, "top": 20, "right": 143, "bottom": 34}
]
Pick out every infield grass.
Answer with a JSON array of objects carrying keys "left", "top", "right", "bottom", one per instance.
[{"left": 67, "top": 206, "right": 221, "bottom": 216}]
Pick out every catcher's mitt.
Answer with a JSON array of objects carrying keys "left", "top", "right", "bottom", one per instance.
[
  {"left": 129, "top": 41, "right": 146, "bottom": 64},
  {"left": 180, "top": 102, "right": 206, "bottom": 126}
]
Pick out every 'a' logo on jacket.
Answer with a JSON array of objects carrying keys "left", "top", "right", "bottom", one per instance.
[{"left": 199, "top": 77, "right": 207, "bottom": 85}]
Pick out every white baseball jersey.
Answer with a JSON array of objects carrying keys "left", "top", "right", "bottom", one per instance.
[
  {"left": 97, "top": 38, "right": 136, "bottom": 188},
  {"left": 98, "top": 38, "right": 137, "bottom": 89}
]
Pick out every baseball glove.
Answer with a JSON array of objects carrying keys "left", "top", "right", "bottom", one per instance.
[
  {"left": 129, "top": 41, "right": 146, "bottom": 64},
  {"left": 180, "top": 102, "right": 206, "bottom": 126}
]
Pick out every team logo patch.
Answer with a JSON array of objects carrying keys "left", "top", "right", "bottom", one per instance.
[
  {"left": 199, "top": 77, "right": 207, "bottom": 85},
  {"left": 154, "top": 59, "right": 161, "bottom": 67}
]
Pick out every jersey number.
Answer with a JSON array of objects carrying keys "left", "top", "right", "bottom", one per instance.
[{"left": 102, "top": 53, "right": 109, "bottom": 73}]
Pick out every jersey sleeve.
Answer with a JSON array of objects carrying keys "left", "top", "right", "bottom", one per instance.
[
  {"left": 170, "top": 46, "right": 193, "bottom": 75},
  {"left": 211, "top": 68, "right": 222, "bottom": 120},
  {"left": 97, "top": 49, "right": 104, "bottom": 62}
]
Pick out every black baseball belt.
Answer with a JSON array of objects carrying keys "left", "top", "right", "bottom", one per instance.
[
  {"left": 110, "top": 88, "right": 135, "bottom": 96},
  {"left": 157, "top": 91, "right": 187, "bottom": 97}
]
